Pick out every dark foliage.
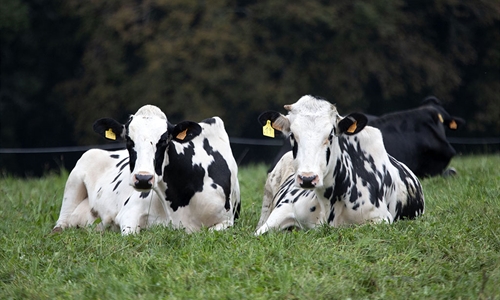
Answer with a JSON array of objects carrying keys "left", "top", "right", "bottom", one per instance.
[{"left": 1, "top": 0, "right": 499, "bottom": 175}]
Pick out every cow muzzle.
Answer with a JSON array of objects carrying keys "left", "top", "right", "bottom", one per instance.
[
  {"left": 133, "top": 172, "right": 154, "bottom": 190},
  {"left": 297, "top": 173, "right": 319, "bottom": 189}
]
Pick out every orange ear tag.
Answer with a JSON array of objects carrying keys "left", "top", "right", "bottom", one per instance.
[
  {"left": 449, "top": 120, "right": 457, "bottom": 129},
  {"left": 105, "top": 129, "right": 116, "bottom": 140},
  {"left": 176, "top": 129, "right": 188, "bottom": 140},
  {"left": 347, "top": 121, "right": 357, "bottom": 134},
  {"left": 263, "top": 120, "right": 275, "bottom": 138}
]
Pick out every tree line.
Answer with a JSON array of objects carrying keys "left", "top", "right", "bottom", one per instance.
[{"left": 1, "top": 0, "right": 500, "bottom": 175}]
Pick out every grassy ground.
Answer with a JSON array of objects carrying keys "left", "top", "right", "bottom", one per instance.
[{"left": 1, "top": 155, "right": 499, "bottom": 299}]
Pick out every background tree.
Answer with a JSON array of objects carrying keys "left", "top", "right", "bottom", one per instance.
[
  {"left": 1, "top": 0, "right": 499, "bottom": 175},
  {"left": 1, "top": 0, "right": 82, "bottom": 174}
]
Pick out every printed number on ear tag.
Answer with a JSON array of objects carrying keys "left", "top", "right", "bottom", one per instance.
[
  {"left": 263, "top": 120, "right": 275, "bottom": 138},
  {"left": 105, "top": 129, "right": 116, "bottom": 140}
]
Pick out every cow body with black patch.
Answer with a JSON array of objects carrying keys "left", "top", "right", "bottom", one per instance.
[
  {"left": 158, "top": 117, "right": 241, "bottom": 232},
  {"left": 53, "top": 105, "right": 240, "bottom": 235},
  {"left": 256, "top": 95, "right": 424, "bottom": 235}
]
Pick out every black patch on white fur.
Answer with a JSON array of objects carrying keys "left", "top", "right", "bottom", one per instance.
[
  {"left": 113, "top": 180, "right": 122, "bottom": 192},
  {"left": 163, "top": 141, "right": 205, "bottom": 211},
  {"left": 203, "top": 138, "right": 232, "bottom": 211}
]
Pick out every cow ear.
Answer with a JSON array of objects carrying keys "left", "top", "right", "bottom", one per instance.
[
  {"left": 338, "top": 113, "right": 368, "bottom": 135},
  {"left": 171, "top": 121, "right": 202, "bottom": 143},
  {"left": 93, "top": 118, "right": 125, "bottom": 141},
  {"left": 258, "top": 111, "right": 290, "bottom": 133}
]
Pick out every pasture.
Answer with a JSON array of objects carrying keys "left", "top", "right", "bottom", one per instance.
[{"left": 1, "top": 155, "right": 499, "bottom": 299}]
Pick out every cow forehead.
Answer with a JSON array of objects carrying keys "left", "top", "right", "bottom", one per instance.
[
  {"left": 128, "top": 114, "right": 168, "bottom": 141},
  {"left": 289, "top": 95, "right": 337, "bottom": 114},
  {"left": 290, "top": 114, "right": 334, "bottom": 139},
  {"left": 287, "top": 96, "right": 338, "bottom": 135}
]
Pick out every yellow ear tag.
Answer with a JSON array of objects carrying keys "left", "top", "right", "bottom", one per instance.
[
  {"left": 438, "top": 113, "right": 444, "bottom": 123},
  {"left": 347, "top": 121, "right": 357, "bottom": 134},
  {"left": 105, "top": 129, "right": 116, "bottom": 140},
  {"left": 263, "top": 120, "right": 275, "bottom": 138},
  {"left": 449, "top": 120, "right": 457, "bottom": 129},
  {"left": 176, "top": 129, "right": 188, "bottom": 140}
]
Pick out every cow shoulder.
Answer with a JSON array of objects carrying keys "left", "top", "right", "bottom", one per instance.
[
  {"left": 163, "top": 117, "right": 235, "bottom": 211},
  {"left": 74, "top": 149, "right": 128, "bottom": 179}
]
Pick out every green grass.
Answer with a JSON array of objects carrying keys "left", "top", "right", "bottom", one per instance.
[{"left": 1, "top": 155, "right": 500, "bottom": 299}]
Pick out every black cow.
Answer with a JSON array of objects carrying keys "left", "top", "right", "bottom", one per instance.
[{"left": 268, "top": 96, "right": 464, "bottom": 178}]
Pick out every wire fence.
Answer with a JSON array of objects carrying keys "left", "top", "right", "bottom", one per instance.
[
  {"left": 0, "top": 137, "right": 284, "bottom": 154},
  {"left": 0, "top": 136, "right": 499, "bottom": 154},
  {"left": 446, "top": 137, "right": 500, "bottom": 145}
]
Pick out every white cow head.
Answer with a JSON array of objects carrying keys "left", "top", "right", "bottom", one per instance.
[
  {"left": 93, "top": 105, "right": 201, "bottom": 191},
  {"left": 259, "top": 95, "right": 367, "bottom": 189}
]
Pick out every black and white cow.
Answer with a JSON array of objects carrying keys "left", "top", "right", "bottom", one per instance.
[
  {"left": 53, "top": 105, "right": 240, "bottom": 235},
  {"left": 268, "top": 96, "right": 464, "bottom": 178},
  {"left": 256, "top": 95, "right": 424, "bottom": 235}
]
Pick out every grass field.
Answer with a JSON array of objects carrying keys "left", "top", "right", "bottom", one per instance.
[{"left": 1, "top": 155, "right": 499, "bottom": 299}]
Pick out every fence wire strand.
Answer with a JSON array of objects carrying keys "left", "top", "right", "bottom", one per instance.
[{"left": 0, "top": 137, "right": 499, "bottom": 154}]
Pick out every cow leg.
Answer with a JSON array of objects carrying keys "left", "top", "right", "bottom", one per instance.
[
  {"left": 208, "top": 219, "right": 234, "bottom": 231},
  {"left": 116, "top": 203, "right": 146, "bottom": 235},
  {"left": 256, "top": 179, "right": 277, "bottom": 229},
  {"left": 442, "top": 167, "right": 457, "bottom": 177},
  {"left": 257, "top": 152, "right": 296, "bottom": 229},
  {"left": 330, "top": 199, "right": 393, "bottom": 227},
  {"left": 184, "top": 187, "right": 236, "bottom": 232},
  {"left": 53, "top": 170, "right": 91, "bottom": 232},
  {"left": 116, "top": 195, "right": 168, "bottom": 235},
  {"left": 293, "top": 192, "right": 322, "bottom": 229},
  {"left": 255, "top": 204, "right": 298, "bottom": 235},
  {"left": 69, "top": 199, "right": 97, "bottom": 226},
  {"left": 118, "top": 207, "right": 152, "bottom": 235},
  {"left": 358, "top": 206, "right": 393, "bottom": 224}
]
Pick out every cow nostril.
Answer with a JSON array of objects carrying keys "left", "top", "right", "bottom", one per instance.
[
  {"left": 134, "top": 174, "right": 154, "bottom": 189},
  {"left": 298, "top": 174, "right": 318, "bottom": 189}
]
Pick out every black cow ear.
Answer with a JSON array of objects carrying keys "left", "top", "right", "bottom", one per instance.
[
  {"left": 338, "top": 113, "right": 368, "bottom": 135},
  {"left": 258, "top": 111, "right": 281, "bottom": 126},
  {"left": 258, "top": 111, "right": 289, "bottom": 133},
  {"left": 93, "top": 118, "right": 125, "bottom": 141},
  {"left": 171, "top": 121, "right": 202, "bottom": 143}
]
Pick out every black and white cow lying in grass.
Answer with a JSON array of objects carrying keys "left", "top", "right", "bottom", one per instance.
[
  {"left": 256, "top": 95, "right": 424, "bottom": 235},
  {"left": 53, "top": 105, "right": 240, "bottom": 235}
]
